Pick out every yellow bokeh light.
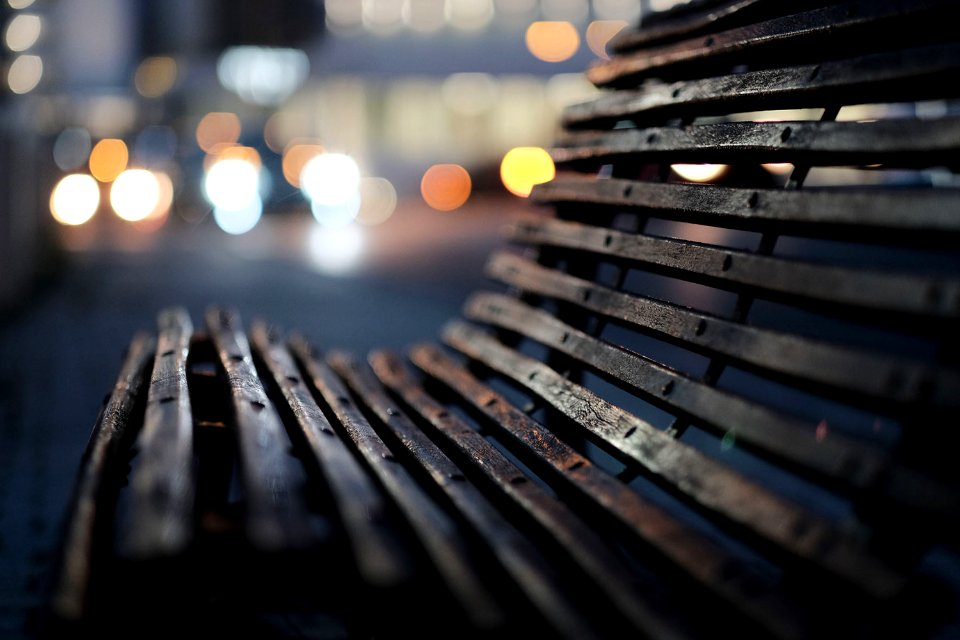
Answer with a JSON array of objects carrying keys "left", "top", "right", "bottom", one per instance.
[
  {"left": 586, "top": 20, "right": 627, "bottom": 59},
  {"left": 7, "top": 54, "right": 42, "bottom": 94},
  {"left": 4, "top": 13, "right": 41, "bottom": 52},
  {"left": 500, "top": 147, "right": 556, "bottom": 197},
  {"left": 203, "top": 144, "right": 261, "bottom": 173},
  {"left": 282, "top": 142, "right": 324, "bottom": 188},
  {"left": 110, "top": 170, "right": 161, "bottom": 222},
  {"left": 134, "top": 56, "right": 177, "bottom": 98},
  {"left": 421, "top": 164, "right": 472, "bottom": 211},
  {"left": 195, "top": 112, "right": 241, "bottom": 153},
  {"left": 89, "top": 138, "right": 129, "bottom": 183},
  {"left": 50, "top": 174, "right": 100, "bottom": 226},
  {"left": 671, "top": 164, "right": 728, "bottom": 183},
  {"left": 525, "top": 21, "right": 580, "bottom": 63}
]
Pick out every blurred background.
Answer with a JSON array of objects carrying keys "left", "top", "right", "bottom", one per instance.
[{"left": 0, "top": 1, "right": 707, "bottom": 637}]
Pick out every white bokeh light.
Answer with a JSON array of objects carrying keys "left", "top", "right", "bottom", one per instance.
[
  {"left": 213, "top": 197, "right": 262, "bottom": 235},
  {"left": 50, "top": 174, "right": 99, "bottom": 226},
  {"left": 307, "top": 224, "right": 364, "bottom": 274},
  {"left": 110, "top": 169, "right": 160, "bottom": 222},
  {"left": 311, "top": 190, "right": 361, "bottom": 228},
  {"left": 204, "top": 158, "right": 260, "bottom": 211},
  {"left": 300, "top": 153, "right": 361, "bottom": 205}
]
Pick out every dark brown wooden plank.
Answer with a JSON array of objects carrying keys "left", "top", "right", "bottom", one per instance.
[
  {"left": 362, "top": 350, "right": 688, "bottom": 640},
  {"left": 327, "top": 350, "right": 606, "bottom": 638},
  {"left": 486, "top": 251, "right": 960, "bottom": 408},
  {"left": 464, "top": 292, "right": 959, "bottom": 520},
  {"left": 51, "top": 332, "right": 155, "bottom": 620},
  {"left": 553, "top": 117, "right": 960, "bottom": 167},
  {"left": 122, "top": 308, "right": 195, "bottom": 559},
  {"left": 530, "top": 176, "right": 960, "bottom": 237},
  {"left": 248, "top": 322, "right": 412, "bottom": 590},
  {"left": 205, "top": 307, "right": 314, "bottom": 552},
  {"left": 441, "top": 319, "right": 904, "bottom": 599},
  {"left": 566, "top": 44, "right": 960, "bottom": 129},
  {"left": 510, "top": 217, "right": 960, "bottom": 319},
  {"left": 287, "top": 337, "right": 530, "bottom": 634},
  {"left": 405, "top": 344, "right": 811, "bottom": 639},
  {"left": 609, "top": 0, "right": 798, "bottom": 51},
  {"left": 590, "top": 0, "right": 954, "bottom": 86},
  {"left": 465, "top": 291, "right": 889, "bottom": 485}
]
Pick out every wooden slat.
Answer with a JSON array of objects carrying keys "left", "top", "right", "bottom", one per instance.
[
  {"left": 553, "top": 117, "right": 960, "bottom": 167},
  {"left": 441, "top": 319, "right": 904, "bottom": 599},
  {"left": 287, "top": 337, "right": 525, "bottom": 635},
  {"left": 205, "top": 307, "right": 314, "bottom": 552},
  {"left": 609, "top": 0, "right": 807, "bottom": 51},
  {"left": 406, "top": 344, "right": 811, "bottom": 639},
  {"left": 122, "top": 308, "right": 195, "bottom": 559},
  {"left": 362, "top": 350, "right": 688, "bottom": 640},
  {"left": 327, "top": 350, "right": 604, "bottom": 638},
  {"left": 248, "top": 322, "right": 412, "bottom": 590},
  {"left": 530, "top": 176, "right": 960, "bottom": 237},
  {"left": 590, "top": 0, "right": 954, "bottom": 86},
  {"left": 566, "top": 44, "right": 960, "bottom": 129},
  {"left": 487, "top": 252, "right": 960, "bottom": 408},
  {"left": 52, "top": 332, "right": 155, "bottom": 620},
  {"left": 510, "top": 217, "right": 960, "bottom": 319},
  {"left": 464, "top": 291, "right": 891, "bottom": 487}
]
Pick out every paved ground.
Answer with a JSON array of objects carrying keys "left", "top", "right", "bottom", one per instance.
[{"left": 0, "top": 196, "right": 526, "bottom": 637}]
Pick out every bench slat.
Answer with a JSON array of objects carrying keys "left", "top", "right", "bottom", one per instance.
[
  {"left": 510, "top": 217, "right": 960, "bottom": 320},
  {"left": 288, "top": 336, "right": 532, "bottom": 633},
  {"left": 590, "top": 0, "right": 954, "bottom": 86},
  {"left": 487, "top": 252, "right": 960, "bottom": 408},
  {"left": 442, "top": 319, "right": 904, "bottom": 599},
  {"left": 205, "top": 308, "right": 314, "bottom": 551},
  {"left": 52, "top": 332, "right": 155, "bottom": 620},
  {"left": 530, "top": 177, "right": 960, "bottom": 237},
  {"left": 123, "top": 308, "right": 195, "bottom": 559},
  {"left": 553, "top": 117, "right": 960, "bottom": 167},
  {"left": 567, "top": 44, "right": 960, "bottom": 129},
  {"left": 248, "top": 322, "right": 413, "bottom": 590},
  {"left": 407, "top": 343, "right": 811, "bottom": 639},
  {"left": 363, "top": 349, "right": 687, "bottom": 640},
  {"left": 328, "top": 351, "right": 607, "bottom": 638}
]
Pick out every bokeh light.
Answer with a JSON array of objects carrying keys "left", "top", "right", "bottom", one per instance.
[
  {"left": 53, "top": 127, "right": 92, "bottom": 171},
  {"left": 402, "top": 0, "right": 445, "bottom": 33},
  {"left": 307, "top": 224, "right": 364, "bottom": 274},
  {"left": 89, "top": 139, "right": 129, "bottom": 183},
  {"left": 594, "top": 0, "right": 642, "bottom": 21},
  {"left": 151, "top": 171, "right": 175, "bottom": 219},
  {"left": 134, "top": 56, "right": 178, "bottom": 98},
  {"left": 4, "top": 13, "right": 41, "bottom": 52},
  {"left": 7, "top": 54, "right": 42, "bottom": 94},
  {"left": 195, "top": 112, "right": 241, "bottom": 154},
  {"left": 50, "top": 174, "right": 99, "bottom": 226},
  {"left": 213, "top": 197, "right": 262, "bottom": 235},
  {"left": 7, "top": 0, "right": 35, "bottom": 8},
  {"left": 363, "top": 0, "right": 404, "bottom": 35},
  {"left": 671, "top": 164, "right": 728, "bottom": 183},
  {"left": 446, "top": 0, "right": 494, "bottom": 31},
  {"left": 326, "top": 0, "right": 363, "bottom": 34},
  {"left": 586, "top": 20, "right": 627, "bottom": 59},
  {"left": 110, "top": 170, "right": 161, "bottom": 222},
  {"left": 421, "top": 164, "right": 471, "bottom": 211},
  {"left": 763, "top": 163, "right": 794, "bottom": 176},
  {"left": 500, "top": 147, "right": 556, "bottom": 197},
  {"left": 311, "top": 190, "right": 361, "bottom": 228},
  {"left": 300, "top": 153, "right": 361, "bottom": 205},
  {"left": 525, "top": 21, "right": 580, "bottom": 63},
  {"left": 204, "top": 158, "right": 260, "bottom": 211},
  {"left": 217, "top": 46, "right": 310, "bottom": 106},
  {"left": 357, "top": 177, "right": 398, "bottom": 226},
  {"left": 282, "top": 142, "right": 325, "bottom": 188},
  {"left": 204, "top": 144, "right": 262, "bottom": 172}
]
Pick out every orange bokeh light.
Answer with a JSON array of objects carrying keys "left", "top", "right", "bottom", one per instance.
[
  {"left": 195, "top": 112, "right": 241, "bottom": 153},
  {"left": 586, "top": 20, "right": 627, "bottom": 59},
  {"left": 203, "top": 144, "right": 262, "bottom": 173},
  {"left": 525, "top": 21, "right": 580, "bottom": 63},
  {"left": 421, "top": 164, "right": 472, "bottom": 211},
  {"left": 88, "top": 138, "right": 129, "bottom": 183},
  {"left": 500, "top": 147, "right": 556, "bottom": 197},
  {"left": 282, "top": 142, "right": 325, "bottom": 188}
]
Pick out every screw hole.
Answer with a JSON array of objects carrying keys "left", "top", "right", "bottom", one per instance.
[
  {"left": 781, "top": 126, "right": 792, "bottom": 142},
  {"left": 722, "top": 255, "right": 733, "bottom": 271}
]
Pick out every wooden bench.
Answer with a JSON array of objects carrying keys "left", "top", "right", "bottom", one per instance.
[{"left": 46, "top": 1, "right": 960, "bottom": 637}]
